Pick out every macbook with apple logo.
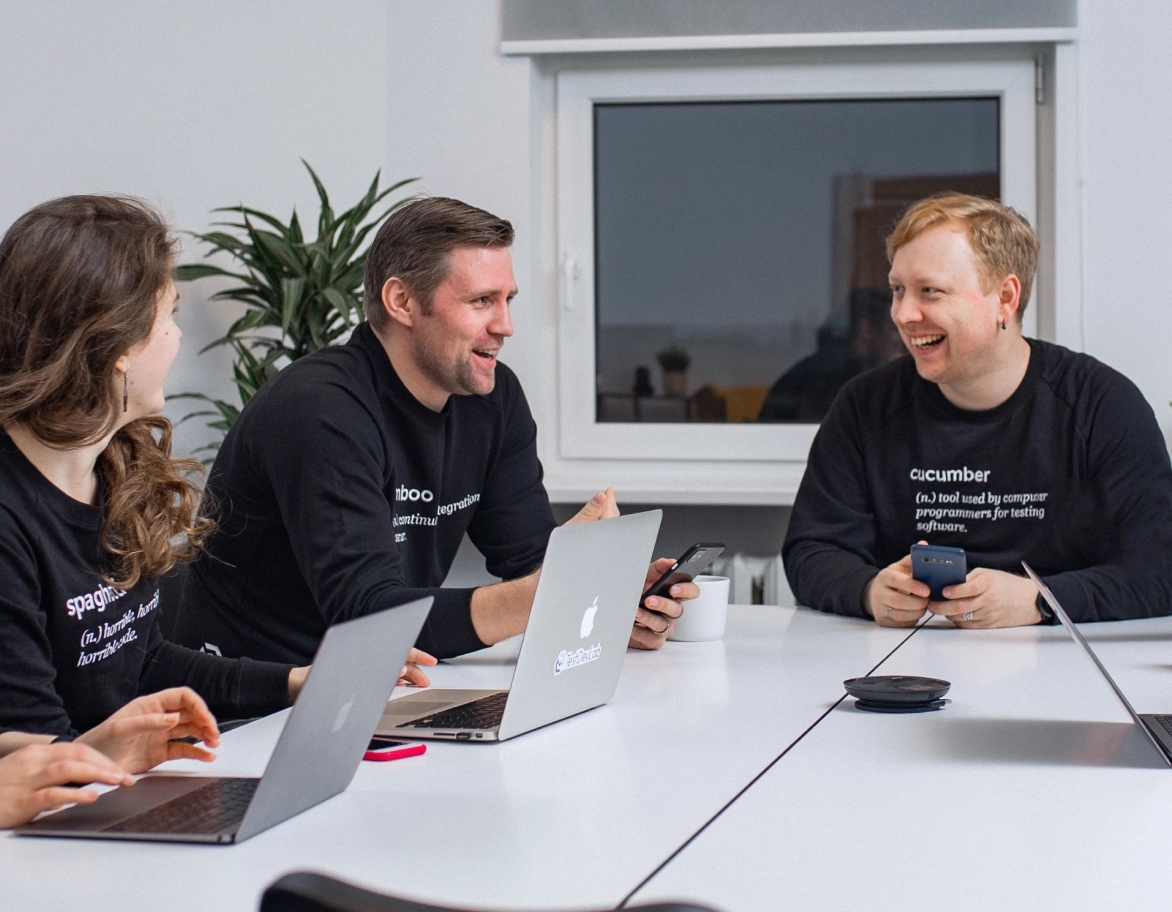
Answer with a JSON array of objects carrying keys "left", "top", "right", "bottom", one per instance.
[
  {"left": 17, "top": 597, "right": 433, "bottom": 843},
  {"left": 377, "top": 510, "right": 662, "bottom": 742}
]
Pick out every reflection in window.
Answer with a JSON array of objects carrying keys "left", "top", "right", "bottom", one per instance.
[{"left": 593, "top": 98, "right": 1000, "bottom": 423}]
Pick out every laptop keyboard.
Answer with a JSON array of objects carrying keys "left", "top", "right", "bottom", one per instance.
[
  {"left": 396, "top": 691, "right": 508, "bottom": 731},
  {"left": 1154, "top": 715, "right": 1172, "bottom": 738},
  {"left": 104, "top": 778, "right": 259, "bottom": 835}
]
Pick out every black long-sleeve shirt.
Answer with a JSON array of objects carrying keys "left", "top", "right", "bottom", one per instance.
[
  {"left": 783, "top": 340, "right": 1172, "bottom": 623},
  {"left": 0, "top": 430, "right": 292, "bottom": 737},
  {"left": 173, "top": 322, "right": 557, "bottom": 666}
]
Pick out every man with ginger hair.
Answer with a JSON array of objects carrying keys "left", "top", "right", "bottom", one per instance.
[{"left": 783, "top": 194, "right": 1172, "bottom": 627}]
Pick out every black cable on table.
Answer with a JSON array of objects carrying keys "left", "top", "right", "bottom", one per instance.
[{"left": 615, "top": 614, "right": 934, "bottom": 910}]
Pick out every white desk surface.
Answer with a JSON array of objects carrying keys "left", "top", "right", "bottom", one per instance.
[
  {"left": 0, "top": 606, "right": 912, "bottom": 912},
  {"left": 631, "top": 616, "right": 1172, "bottom": 912}
]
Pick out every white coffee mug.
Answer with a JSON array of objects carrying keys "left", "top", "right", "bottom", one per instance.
[{"left": 668, "top": 574, "right": 730, "bottom": 642}]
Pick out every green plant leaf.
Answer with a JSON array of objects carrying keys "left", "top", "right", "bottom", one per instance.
[
  {"left": 214, "top": 205, "right": 293, "bottom": 237},
  {"left": 321, "top": 287, "right": 352, "bottom": 325},
  {"left": 175, "top": 162, "right": 419, "bottom": 451},
  {"left": 303, "top": 160, "right": 335, "bottom": 241},
  {"left": 175, "top": 263, "right": 234, "bottom": 282},
  {"left": 280, "top": 277, "right": 307, "bottom": 334}
]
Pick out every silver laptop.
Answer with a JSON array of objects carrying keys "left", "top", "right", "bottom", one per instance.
[
  {"left": 1023, "top": 562, "right": 1172, "bottom": 767},
  {"left": 17, "top": 597, "right": 433, "bottom": 843},
  {"left": 378, "top": 510, "right": 662, "bottom": 742}
]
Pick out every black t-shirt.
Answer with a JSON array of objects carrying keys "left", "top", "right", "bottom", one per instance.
[
  {"left": 0, "top": 430, "right": 293, "bottom": 737},
  {"left": 783, "top": 340, "right": 1172, "bottom": 622},
  {"left": 173, "top": 322, "right": 557, "bottom": 666}
]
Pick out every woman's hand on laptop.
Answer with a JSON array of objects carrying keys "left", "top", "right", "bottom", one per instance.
[
  {"left": 0, "top": 742, "right": 134, "bottom": 828},
  {"left": 629, "top": 558, "right": 699, "bottom": 650},
  {"left": 75, "top": 688, "right": 221, "bottom": 774},
  {"left": 399, "top": 648, "right": 438, "bottom": 687}
]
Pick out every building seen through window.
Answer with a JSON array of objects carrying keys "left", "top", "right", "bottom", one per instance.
[{"left": 594, "top": 97, "right": 1001, "bottom": 424}]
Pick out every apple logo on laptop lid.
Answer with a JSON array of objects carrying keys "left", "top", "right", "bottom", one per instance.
[
  {"left": 332, "top": 693, "right": 357, "bottom": 732},
  {"left": 580, "top": 597, "right": 599, "bottom": 639}
]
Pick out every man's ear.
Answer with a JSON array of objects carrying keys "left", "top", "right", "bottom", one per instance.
[
  {"left": 998, "top": 274, "right": 1022, "bottom": 323},
  {"left": 381, "top": 277, "right": 416, "bottom": 330}
]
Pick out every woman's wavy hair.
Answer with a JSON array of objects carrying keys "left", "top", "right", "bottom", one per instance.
[{"left": 0, "top": 195, "right": 212, "bottom": 589}]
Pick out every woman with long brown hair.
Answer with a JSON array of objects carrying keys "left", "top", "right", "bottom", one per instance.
[{"left": 0, "top": 194, "right": 312, "bottom": 751}]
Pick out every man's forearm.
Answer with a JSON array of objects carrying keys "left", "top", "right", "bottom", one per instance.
[
  {"left": 784, "top": 541, "right": 876, "bottom": 618},
  {"left": 469, "top": 571, "right": 541, "bottom": 645}
]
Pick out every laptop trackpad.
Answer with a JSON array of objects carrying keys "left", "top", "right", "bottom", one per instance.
[{"left": 23, "top": 775, "right": 215, "bottom": 832}]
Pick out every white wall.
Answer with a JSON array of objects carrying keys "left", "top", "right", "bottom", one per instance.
[
  {"left": 382, "top": 1, "right": 540, "bottom": 393},
  {"left": 1078, "top": 0, "right": 1172, "bottom": 442},
  {"left": 4, "top": 0, "right": 1172, "bottom": 463},
  {"left": 0, "top": 0, "right": 390, "bottom": 456}
]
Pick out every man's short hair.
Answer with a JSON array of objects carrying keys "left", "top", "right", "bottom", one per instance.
[
  {"left": 886, "top": 194, "right": 1040, "bottom": 319},
  {"left": 363, "top": 197, "right": 514, "bottom": 330}
]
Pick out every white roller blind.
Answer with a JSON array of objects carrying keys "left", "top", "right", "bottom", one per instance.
[{"left": 502, "top": 0, "right": 1076, "bottom": 42}]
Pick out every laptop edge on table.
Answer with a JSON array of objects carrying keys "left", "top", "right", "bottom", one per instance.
[
  {"left": 1023, "top": 562, "right": 1172, "bottom": 767},
  {"left": 16, "top": 596, "right": 434, "bottom": 843}
]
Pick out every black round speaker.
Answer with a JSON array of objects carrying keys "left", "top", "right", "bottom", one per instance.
[{"left": 843, "top": 675, "right": 951, "bottom": 713}]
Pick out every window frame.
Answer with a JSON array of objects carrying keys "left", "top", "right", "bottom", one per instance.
[{"left": 555, "top": 57, "right": 1038, "bottom": 463}]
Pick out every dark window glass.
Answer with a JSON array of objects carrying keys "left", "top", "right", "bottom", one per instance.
[{"left": 593, "top": 97, "right": 1000, "bottom": 423}]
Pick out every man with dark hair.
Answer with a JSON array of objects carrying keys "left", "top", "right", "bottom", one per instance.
[
  {"left": 783, "top": 194, "right": 1172, "bottom": 628},
  {"left": 361, "top": 197, "right": 515, "bottom": 328},
  {"left": 174, "top": 198, "right": 695, "bottom": 666}
]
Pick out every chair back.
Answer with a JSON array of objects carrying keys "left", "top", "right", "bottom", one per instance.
[{"left": 261, "top": 872, "right": 723, "bottom": 912}]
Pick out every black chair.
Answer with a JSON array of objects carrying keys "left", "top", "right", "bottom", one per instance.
[{"left": 260, "top": 872, "right": 722, "bottom": 912}]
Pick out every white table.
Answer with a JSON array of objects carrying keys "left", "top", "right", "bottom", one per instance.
[
  {"left": 0, "top": 606, "right": 912, "bottom": 912},
  {"left": 631, "top": 617, "right": 1172, "bottom": 912}
]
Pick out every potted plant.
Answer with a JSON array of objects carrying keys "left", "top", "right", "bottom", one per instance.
[
  {"left": 173, "top": 161, "right": 417, "bottom": 458},
  {"left": 656, "top": 344, "right": 691, "bottom": 397}
]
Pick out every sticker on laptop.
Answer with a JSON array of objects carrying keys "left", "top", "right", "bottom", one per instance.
[{"left": 555, "top": 643, "right": 602, "bottom": 675}]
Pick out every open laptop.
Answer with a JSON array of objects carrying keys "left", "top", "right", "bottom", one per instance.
[
  {"left": 378, "top": 510, "right": 662, "bottom": 742},
  {"left": 17, "top": 597, "right": 433, "bottom": 843},
  {"left": 1023, "top": 562, "right": 1172, "bottom": 767}
]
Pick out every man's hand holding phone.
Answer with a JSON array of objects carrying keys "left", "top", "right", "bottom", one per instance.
[
  {"left": 927, "top": 568, "right": 1043, "bottom": 628},
  {"left": 867, "top": 542, "right": 1042, "bottom": 628},
  {"left": 865, "top": 551, "right": 931, "bottom": 627},
  {"left": 631, "top": 544, "right": 723, "bottom": 649},
  {"left": 631, "top": 559, "right": 691, "bottom": 649}
]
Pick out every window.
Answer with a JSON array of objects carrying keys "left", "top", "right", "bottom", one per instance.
[
  {"left": 593, "top": 97, "right": 1000, "bottom": 425},
  {"left": 556, "top": 57, "right": 1037, "bottom": 461}
]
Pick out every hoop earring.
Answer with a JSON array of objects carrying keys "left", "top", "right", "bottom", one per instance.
[{"left": 122, "top": 371, "right": 128, "bottom": 412}]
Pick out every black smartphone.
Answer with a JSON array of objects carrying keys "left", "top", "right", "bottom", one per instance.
[
  {"left": 640, "top": 542, "right": 725, "bottom": 606},
  {"left": 910, "top": 543, "right": 967, "bottom": 601},
  {"left": 363, "top": 737, "right": 427, "bottom": 762}
]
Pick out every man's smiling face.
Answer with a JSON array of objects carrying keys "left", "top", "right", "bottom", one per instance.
[
  {"left": 410, "top": 245, "right": 516, "bottom": 400},
  {"left": 888, "top": 223, "right": 1006, "bottom": 391}
]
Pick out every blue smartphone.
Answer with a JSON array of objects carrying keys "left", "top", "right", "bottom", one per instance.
[{"left": 910, "top": 544, "right": 967, "bottom": 600}]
